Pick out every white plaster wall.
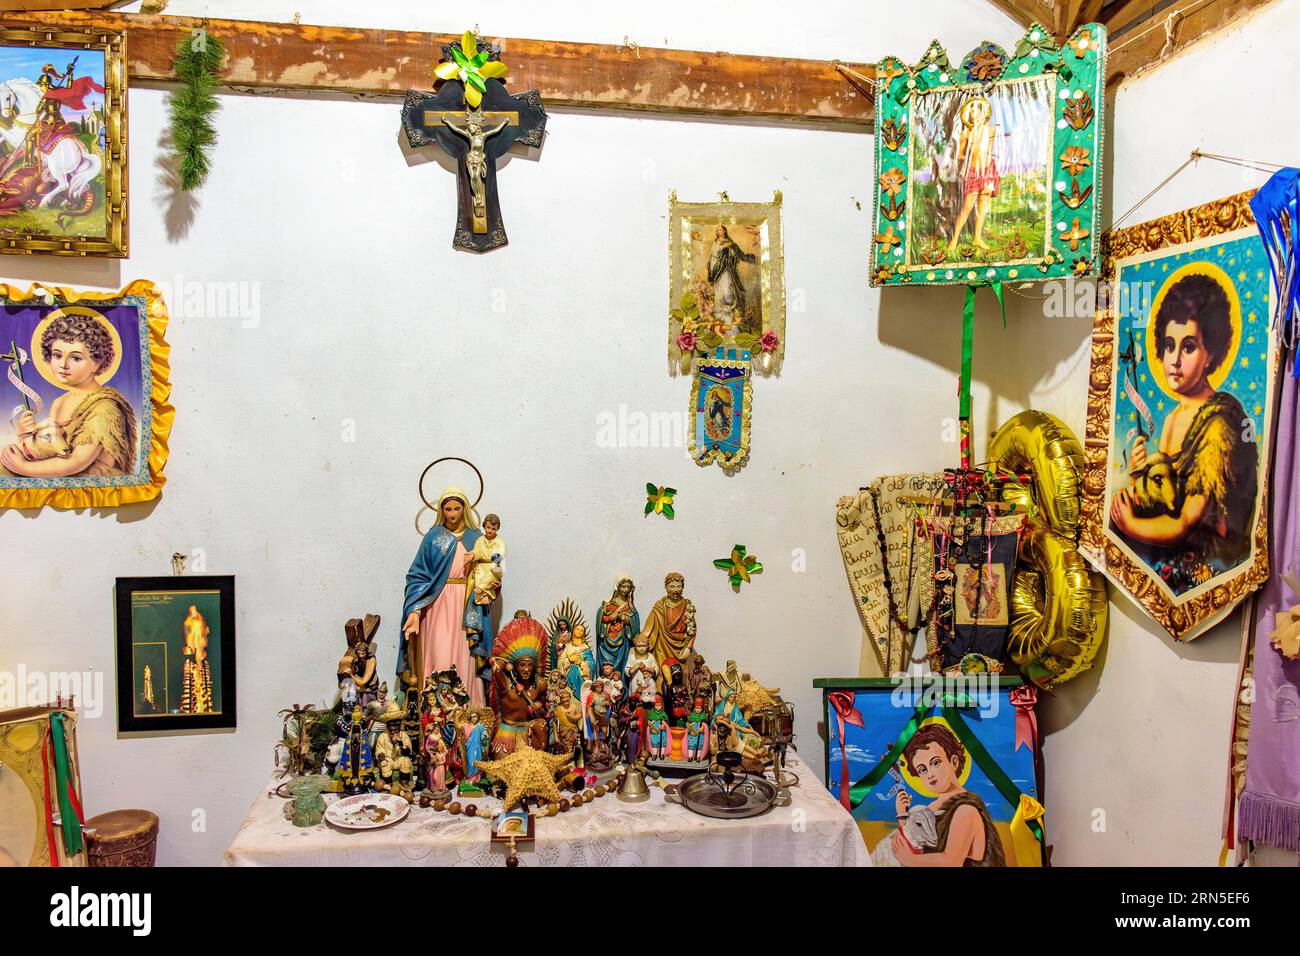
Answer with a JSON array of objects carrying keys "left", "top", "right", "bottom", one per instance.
[{"left": 0, "top": 0, "right": 1022, "bottom": 865}]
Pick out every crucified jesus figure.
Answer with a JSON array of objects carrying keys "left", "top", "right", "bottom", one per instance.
[{"left": 443, "top": 109, "right": 510, "bottom": 233}]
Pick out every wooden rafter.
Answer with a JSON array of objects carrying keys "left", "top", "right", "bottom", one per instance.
[
  {"left": 0, "top": 9, "right": 875, "bottom": 128},
  {"left": 1103, "top": 0, "right": 1280, "bottom": 84},
  {"left": 985, "top": 0, "right": 1055, "bottom": 26}
]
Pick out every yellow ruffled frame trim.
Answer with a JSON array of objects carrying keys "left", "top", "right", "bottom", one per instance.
[{"left": 0, "top": 280, "right": 172, "bottom": 511}]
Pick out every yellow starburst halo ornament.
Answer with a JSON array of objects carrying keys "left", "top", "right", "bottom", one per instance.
[
  {"left": 434, "top": 30, "right": 510, "bottom": 108},
  {"left": 475, "top": 744, "right": 573, "bottom": 809}
]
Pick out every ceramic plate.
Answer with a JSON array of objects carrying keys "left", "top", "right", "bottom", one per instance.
[{"left": 323, "top": 792, "right": 410, "bottom": 831}]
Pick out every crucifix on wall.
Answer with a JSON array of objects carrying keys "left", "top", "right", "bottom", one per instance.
[{"left": 401, "top": 31, "right": 547, "bottom": 253}]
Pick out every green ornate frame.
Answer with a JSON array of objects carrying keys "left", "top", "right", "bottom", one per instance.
[{"left": 869, "top": 22, "right": 1105, "bottom": 287}]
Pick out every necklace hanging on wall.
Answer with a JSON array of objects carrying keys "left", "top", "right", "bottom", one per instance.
[
  {"left": 402, "top": 31, "right": 547, "bottom": 253},
  {"left": 668, "top": 191, "right": 786, "bottom": 473}
]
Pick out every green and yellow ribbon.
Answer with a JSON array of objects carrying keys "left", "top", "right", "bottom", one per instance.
[{"left": 434, "top": 30, "right": 509, "bottom": 108}]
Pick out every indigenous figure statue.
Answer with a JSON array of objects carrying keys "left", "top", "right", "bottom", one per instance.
[{"left": 489, "top": 615, "right": 549, "bottom": 754}]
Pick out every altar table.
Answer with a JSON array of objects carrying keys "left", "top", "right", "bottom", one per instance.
[{"left": 224, "top": 752, "right": 871, "bottom": 867}]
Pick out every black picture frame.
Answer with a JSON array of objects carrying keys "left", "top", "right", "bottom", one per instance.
[{"left": 114, "top": 576, "right": 236, "bottom": 733}]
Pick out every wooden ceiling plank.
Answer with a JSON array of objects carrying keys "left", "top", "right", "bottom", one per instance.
[
  {"left": 1106, "top": 0, "right": 1278, "bottom": 84},
  {"left": 0, "top": 8, "right": 875, "bottom": 127}
]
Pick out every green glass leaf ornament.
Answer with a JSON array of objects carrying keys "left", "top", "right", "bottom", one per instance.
[
  {"left": 714, "top": 545, "right": 763, "bottom": 589},
  {"left": 645, "top": 485, "right": 677, "bottom": 519}
]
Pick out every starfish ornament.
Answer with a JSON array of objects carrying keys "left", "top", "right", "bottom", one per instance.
[
  {"left": 475, "top": 744, "right": 572, "bottom": 809},
  {"left": 714, "top": 544, "right": 763, "bottom": 589}
]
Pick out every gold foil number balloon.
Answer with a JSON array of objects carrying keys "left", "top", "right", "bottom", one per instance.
[{"left": 989, "top": 411, "right": 1107, "bottom": 688}]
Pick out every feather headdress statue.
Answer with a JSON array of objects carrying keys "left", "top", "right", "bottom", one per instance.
[{"left": 1250, "top": 167, "right": 1300, "bottom": 373}]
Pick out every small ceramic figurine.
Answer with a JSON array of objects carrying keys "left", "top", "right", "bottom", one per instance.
[
  {"left": 599, "top": 662, "right": 625, "bottom": 706},
  {"left": 337, "top": 706, "right": 377, "bottom": 795},
  {"left": 685, "top": 696, "right": 711, "bottom": 761},
  {"left": 464, "top": 513, "right": 506, "bottom": 640},
  {"left": 586, "top": 679, "right": 612, "bottom": 748},
  {"left": 659, "top": 658, "right": 690, "bottom": 725},
  {"left": 559, "top": 624, "right": 596, "bottom": 699},
  {"left": 620, "top": 698, "right": 646, "bottom": 764},
  {"left": 641, "top": 572, "right": 697, "bottom": 667},
  {"left": 424, "top": 733, "right": 451, "bottom": 796},
  {"left": 490, "top": 616, "right": 550, "bottom": 754},
  {"left": 375, "top": 703, "right": 416, "bottom": 795},
  {"left": 624, "top": 632, "right": 658, "bottom": 705},
  {"left": 552, "top": 686, "right": 583, "bottom": 760},
  {"left": 646, "top": 694, "right": 670, "bottom": 760},
  {"left": 284, "top": 774, "right": 332, "bottom": 827},
  {"left": 457, "top": 708, "right": 490, "bottom": 794},
  {"left": 596, "top": 576, "right": 641, "bottom": 677}
]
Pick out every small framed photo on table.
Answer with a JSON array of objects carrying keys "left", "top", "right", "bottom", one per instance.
[
  {"left": 115, "top": 576, "right": 236, "bottom": 733},
  {"left": 491, "top": 809, "right": 534, "bottom": 843}
]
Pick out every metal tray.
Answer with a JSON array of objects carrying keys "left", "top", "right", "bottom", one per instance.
[{"left": 664, "top": 771, "right": 779, "bottom": 819}]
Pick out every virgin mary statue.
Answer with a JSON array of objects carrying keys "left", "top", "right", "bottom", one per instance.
[{"left": 400, "top": 487, "right": 492, "bottom": 707}]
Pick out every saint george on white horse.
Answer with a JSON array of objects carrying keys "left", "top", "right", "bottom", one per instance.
[{"left": 0, "top": 77, "right": 102, "bottom": 212}]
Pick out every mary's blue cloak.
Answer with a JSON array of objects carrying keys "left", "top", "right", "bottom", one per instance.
[
  {"left": 398, "top": 525, "right": 492, "bottom": 682},
  {"left": 595, "top": 601, "right": 641, "bottom": 677}
]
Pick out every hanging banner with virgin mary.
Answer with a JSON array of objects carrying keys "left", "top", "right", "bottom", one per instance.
[{"left": 1080, "top": 191, "right": 1277, "bottom": 640}]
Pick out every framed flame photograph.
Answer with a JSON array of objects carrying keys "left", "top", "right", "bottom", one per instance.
[
  {"left": 1081, "top": 191, "right": 1276, "bottom": 641},
  {"left": 0, "top": 24, "right": 128, "bottom": 257},
  {"left": 115, "top": 576, "right": 237, "bottom": 734}
]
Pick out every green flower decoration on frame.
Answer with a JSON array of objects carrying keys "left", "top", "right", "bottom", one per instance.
[
  {"left": 714, "top": 545, "right": 763, "bottom": 589},
  {"left": 434, "top": 30, "right": 509, "bottom": 108},
  {"left": 645, "top": 484, "right": 677, "bottom": 518}
]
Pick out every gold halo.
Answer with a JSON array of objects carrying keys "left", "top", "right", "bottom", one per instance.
[
  {"left": 1144, "top": 261, "right": 1241, "bottom": 401},
  {"left": 418, "top": 456, "right": 484, "bottom": 512},
  {"left": 30, "top": 307, "right": 122, "bottom": 390},
  {"left": 897, "top": 716, "right": 972, "bottom": 798}
]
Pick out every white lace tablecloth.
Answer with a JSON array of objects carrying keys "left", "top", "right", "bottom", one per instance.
[{"left": 224, "top": 752, "right": 870, "bottom": 867}]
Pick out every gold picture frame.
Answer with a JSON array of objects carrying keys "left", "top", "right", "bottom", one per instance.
[
  {"left": 0, "top": 280, "right": 172, "bottom": 510},
  {"left": 1081, "top": 190, "right": 1275, "bottom": 640},
  {"left": 0, "top": 24, "right": 127, "bottom": 257},
  {"left": 668, "top": 190, "right": 785, "bottom": 377}
]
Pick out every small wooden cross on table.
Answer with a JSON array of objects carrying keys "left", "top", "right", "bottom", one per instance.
[{"left": 401, "top": 32, "right": 547, "bottom": 253}]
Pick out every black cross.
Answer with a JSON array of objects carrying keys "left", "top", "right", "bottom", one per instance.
[{"left": 401, "top": 41, "right": 546, "bottom": 254}]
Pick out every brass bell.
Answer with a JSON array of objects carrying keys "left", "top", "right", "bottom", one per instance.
[{"left": 616, "top": 763, "right": 651, "bottom": 803}]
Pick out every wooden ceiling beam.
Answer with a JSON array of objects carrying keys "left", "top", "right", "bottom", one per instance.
[
  {"left": 985, "top": 0, "right": 1054, "bottom": 27},
  {"left": 0, "top": 9, "right": 875, "bottom": 128},
  {"left": 1105, "top": 0, "right": 1279, "bottom": 85}
]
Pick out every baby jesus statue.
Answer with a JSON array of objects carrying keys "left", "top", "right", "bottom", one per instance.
[{"left": 464, "top": 513, "right": 506, "bottom": 638}]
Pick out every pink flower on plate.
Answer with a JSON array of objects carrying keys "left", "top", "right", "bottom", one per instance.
[
  {"left": 758, "top": 329, "right": 780, "bottom": 352},
  {"left": 677, "top": 330, "right": 697, "bottom": 353}
]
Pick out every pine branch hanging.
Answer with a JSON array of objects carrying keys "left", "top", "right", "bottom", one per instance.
[{"left": 168, "top": 29, "right": 224, "bottom": 191}]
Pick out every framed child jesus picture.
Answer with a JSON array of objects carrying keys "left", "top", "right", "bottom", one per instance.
[
  {"left": 0, "top": 25, "right": 127, "bottom": 257},
  {"left": 0, "top": 281, "right": 172, "bottom": 510},
  {"left": 1080, "top": 191, "right": 1276, "bottom": 640}
]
